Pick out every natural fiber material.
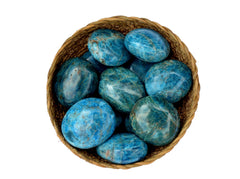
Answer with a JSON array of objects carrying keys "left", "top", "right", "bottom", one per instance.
[{"left": 47, "top": 16, "right": 200, "bottom": 169}]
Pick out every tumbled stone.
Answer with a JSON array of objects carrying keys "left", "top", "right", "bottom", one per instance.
[
  {"left": 129, "top": 57, "right": 154, "bottom": 82},
  {"left": 88, "top": 29, "right": 131, "bottom": 66},
  {"left": 145, "top": 59, "right": 192, "bottom": 103},
  {"left": 129, "top": 95, "right": 180, "bottom": 146},
  {"left": 124, "top": 28, "right": 170, "bottom": 63},
  {"left": 54, "top": 57, "right": 98, "bottom": 107},
  {"left": 96, "top": 133, "right": 148, "bottom": 164},
  {"left": 99, "top": 67, "right": 146, "bottom": 113},
  {"left": 61, "top": 98, "right": 116, "bottom": 149}
]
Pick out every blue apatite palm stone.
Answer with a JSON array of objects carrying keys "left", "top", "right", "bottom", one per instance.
[
  {"left": 99, "top": 67, "right": 146, "bottom": 113},
  {"left": 129, "top": 95, "right": 180, "bottom": 146},
  {"left": 88, "top": 29, "right": 131, "bottom": 66},
  {"left": 96, "top": 133, "right": 148, "bottom": 164},
  {"left": 129, "top": 57, "right": 154, "bottom": 82},
  {"left": 124, "top": 28, "right": 170, "bottom": 63},
  {"left": 83, "top": 51, "right": 108, "bottom": 73},
  {"left": 61, "top": 98, "right": 116, "bottom": 149},
  {"left": 145, "top": 59, "right": 192, "bottom": 103},
  {"left": 54, "top": 57, "right": 98, "bottom": 107}
]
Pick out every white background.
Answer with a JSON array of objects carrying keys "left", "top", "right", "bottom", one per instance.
[{"left": 0, "top": 0, "right": 239, "bottom": 178}]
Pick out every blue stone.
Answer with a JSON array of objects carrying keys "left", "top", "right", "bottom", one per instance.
[
  {"left": 129, "top": 95, "right": 180, "bottom": 146},
  {"left": 145, "top": 59, "right": 192, "bottom": 103},
  {"left": 54, "top": 57, "right": 98, "bottom": 107},
  {"left": 124, "top": 116, "right": 133, "bottom": 133},
  {"left": 61, "top": 98, "right": 116, "bottom": 149},
  {"left": 96, "top": 133, "right": 148, "bottom": 164},
  {"left": 88, "top": 29, "right": 131, "bottom": 66},
  {"left": 124, "top": 28, "right": 170, "bottom": 63},
  {"left": 129, "top": 57, "right": 154, "bottom": 82},
  {"left": 83, "top": 52, "right": 108, "bottom": 73},
  {"left": 99, "top": 67, "right": 146, "bottom": 113}
]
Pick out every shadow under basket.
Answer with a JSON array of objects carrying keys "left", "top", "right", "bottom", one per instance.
[{"left": 47, "top": 16, "right": 200, "bottom": 169}]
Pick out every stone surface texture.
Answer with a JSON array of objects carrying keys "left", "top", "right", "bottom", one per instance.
[
  {"left": 129, "top": 95, "right": 180, "bottom": 146},
  {"left": 88, "top": 29, "right": 131, "bottom": 66},
  {"left": 124, "top": 28, "right": 170, "bottom": 63},
  {"left": 96, "top": 133, "right": 148, "bottom": 164},
  {"left": 99, "top": 67, "right": 146, "bottom": 113},
  {"left": 61, "top": 98, "right": 116, "bottom": 149},
  {"left": 145, "top": 59, "right": 192, "bottom": 103},
  {"left": 54, "top": 57, "right": 98, "bottom": 107}
]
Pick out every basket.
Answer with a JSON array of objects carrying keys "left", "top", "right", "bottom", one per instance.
[{"left": 47, "top": 16, "right": 200, "bottom": 169}]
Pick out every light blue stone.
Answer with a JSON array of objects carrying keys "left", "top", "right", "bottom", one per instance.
[
  {"left": 54, "top": 57, "right": 98, "bottom": 107},
  {"left": 88, "top": 29, "right": 131, "bottom": 66},
  {"left": 124, "top": 28, "right": 170, "bottom": 63},
  {"left": 129, "top": 57, "right": 154, "bottom": 82},
  {"left": 129, "top": 95, "right": 180, "bottom": 146},
  {"left": 61, "top": 98, "right": 116, "bottom": 149},
  {"left": 99, "top": 67, "right": 146, "bottom": 113},
  {"left": 96, "top": 133, "right": 148, "bottom": 164},
  {"left": 145, "top": 59, "right": 192, "bottom": 103}
]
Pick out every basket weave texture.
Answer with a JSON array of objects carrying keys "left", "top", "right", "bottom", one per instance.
[{"left": 47, "top": 16, "right": 200, "bottom": 169}]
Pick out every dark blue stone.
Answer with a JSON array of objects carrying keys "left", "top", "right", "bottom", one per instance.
[
  {"left": 61, "top": 98, "right": 116, "bottom": 149},
  {"left": 129, "top": 95, "right": 180, "bottom": 146},
  {"left": 99, "top": 67, "right": 146, "bottom": 113},
  {"left": 145, "top": 59, "right": 192, "bottom": 103},
  {"left": 124, "top": 28, "right": 170, "bottom": 63},
  {"left": 124, "top": 116, "right": 133, "bottom": 133},
  {"left": 83, "top": 52, "right": 108, "bottom": 73},
  {"left": 96, "top": 133, "right": 148, "bottom": 164},
  {"left": 88, "top": 29, "right": 131, "bottom": 66},
  {"left": 54, "top": 57, "right": 98, "bottom": 107},
  {"left": 129, "top": 57, "right": 154, "bottom": 82}
]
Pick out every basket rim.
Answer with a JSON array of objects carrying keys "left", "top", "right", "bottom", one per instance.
[{"left": 47, "top": 15, "right": 200, "bottom": 169}]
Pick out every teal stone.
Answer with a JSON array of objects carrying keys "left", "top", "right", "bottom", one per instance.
[
  {"left": 124, "top": 28, "right": 170, "bottom": 63},
  {"left": 129, "top": 57, "right": 154, "bottom": 82},
  {"left": 129, "top": 95, "right": 180, "bottom": 146},
  {"left": 54, "top": 57, "right": 98, "bottom": 107},
  {"left": 99, "top": 67, "right": 146, "bottom": 113},
  {"left": 96, "top": 133, "right": 148, "bottom": 164},
  {"left": 88, "top": 29, "right": 131, "bottom": 66},
  {"left": 61, "top": 98, "right": 116, "bottom": 149},
  {"left": 145, "top": 59, "right": 192, "bottom": 103}
]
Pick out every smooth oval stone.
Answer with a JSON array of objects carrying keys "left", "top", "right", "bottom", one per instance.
[
  {"left": 124, "top": 28, "right": 170, "bottom": 63},
  {"left": 129, "top": 95, "right": 180, "bottom": 146},
  {"left": 88, "top": 29, "right": 131, "bottom": 66},
  {"left": 145, "top": 59, "right": 192, "bottom": 103},
  {"left": 54, "top": 57, "right": 98, "bottom": 107},
  {"left": 96, "top": 133, "right": 148, "bottom": 164},
  {"left": 99, "top": 67, "right": 146, "bottom": 113},
  {"left": 129, "top": 57, "right": 154, "bottom": 82},
  {"left": 61, "top": 98, "right": 116, "bottom": 149}
]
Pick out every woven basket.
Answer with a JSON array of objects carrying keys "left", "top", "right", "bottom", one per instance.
[{"left": 47, "top": 16, "right": 200, "bottom": 169}]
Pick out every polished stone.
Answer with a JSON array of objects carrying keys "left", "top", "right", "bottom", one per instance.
[
  {"left": 54, "top": 57, "right": 98, "bottom": 107},
  {"left": 88, "top": 29, "right": 131, "bottom": 66},
  {"left": 129, "top": 57, "right": 154, "bottom": 82},
  {"left": 83, "top": 51, "right": 108, "bottom": 73},
  {"left": 124, "top": 28, "right": 170, "bottom": 63},
  {"left": 61, "top": 98, "right": 116, "bottom": 149},
  {"left": 145, "top": 59, "right": 192, "bottom": 103},
  {"left": 99, "top": 67, "right": 146, "bottom": 113},
  {"left": 129, "top": 95, "right": 180, "bottom": 146},
  {"left": 96, "top": 133, "right": 148, "bottom": 164}
]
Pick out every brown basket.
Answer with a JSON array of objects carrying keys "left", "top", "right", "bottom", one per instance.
[{"left": 47, "top": 16, "right": 200, "bottom": 169}]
